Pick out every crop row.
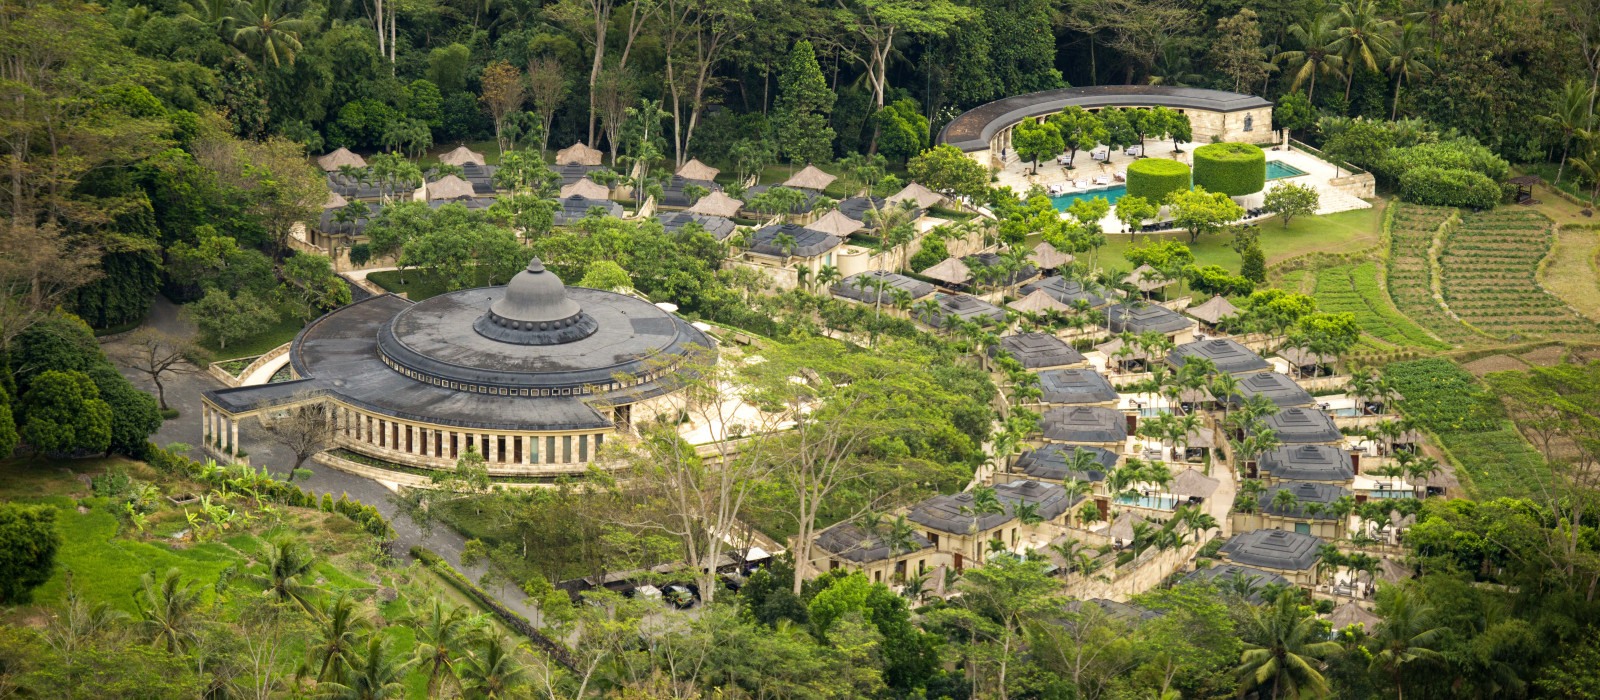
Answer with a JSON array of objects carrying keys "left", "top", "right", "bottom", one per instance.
[
  {"left": 1387, "top": 203, "right": 1478, "bottom": 344},
  {"left": 1439, "top": 211, "right": 1598, "bottom": 337},
  {"left": 1311, "top": 263, "right": 1449, "bottom": 349}
]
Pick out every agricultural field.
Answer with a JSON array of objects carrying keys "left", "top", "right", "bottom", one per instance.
[
  {"left": 1440, "top": 209, "right": 1599, "bottom": 339},
  {"left": 1383, "top": 358, "right": 1551, "bottom": 499},
  {"left": 1310, "top": 261, "right": 1449, "bottom": 350},
  {"left": 1385, "top": 203, "right": 1482, "bottom": 345}
]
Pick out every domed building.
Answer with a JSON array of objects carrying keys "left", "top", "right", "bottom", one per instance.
[{"left": 200, "top": 258, "right": 715, "bottom": 477}]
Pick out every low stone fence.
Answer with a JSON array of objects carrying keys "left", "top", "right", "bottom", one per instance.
[{"left": 207, "top": 342, "right": 293, "bottom": 388}]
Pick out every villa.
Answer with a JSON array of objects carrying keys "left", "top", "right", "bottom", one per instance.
[
  {"left": 995, "top": 333, "right": 1089, "bottom": 370},
  {"left": 1018, "top": 277, "right": 1110, "bottom": 308},
  {"left": 1107, "top": 304, "right": 1195, "bottom": 341},
  {"left": 917, "top": 294, "right": 1008, "bottom": 328},
  {"left": 1257, "top": 407, "right": 1344, "bottom": 446},
  {"left": 809, "top": 521, "right": 940, "bottom": 586},
  {"left": 832, "top": 271, "right": 935, "bottom": 306},
  {"left": 1038, "top": 405, "right": 1128, "bottom": 448},
  {"left": 1255, "top": 445, "right": 1358, "bottom": 483},
  {"left": 1005, "top": 443, "right": 1117, "bottom": 485},
  {"left": 1233, "top": 481, "right": 1351, "bottom": 539},
  {"left": 1182, "top": 564, "right": 1292, "bottom": 602},
  {"left": 1034, "top": 369, "right": 1120, "bottom": 408},
  {"left": 1226, "top": 372, "right": 1315, "bottom": 409},
  {"left": 906, "top": 492, "right": 1022, "bottom": 570},
  {"left": 1166, "top": 338, "right": 1270, "bottom": 375},
  {"left": 1215, "top": 529, "right": 1325, "bottom": 587}
]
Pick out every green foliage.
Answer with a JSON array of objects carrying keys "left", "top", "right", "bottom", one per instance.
[
  {"left": 908, "top": 144, "right": 989, "bottom": 200},
  {"left": 1398, "top": 166, "right": 1501, "bottom": 209},
  {"left": 425, "top": 43, "right": 472, "bottom": 94},
  {"left": 86, "top": 365, "right": 162, "bottom": 457},
  {"left": 1187, "top": 264, "right": 1255, "bottom": 297},
  {"left": 873, "top": 99, "right": 929, "bottom": 162},
  {"left": 575, "top": 260, "right": 631, "bottom": 290},
  {"left": 1124, "top": 240, "right": 1194, "bottom": 270},
  {"left": 1012, "top": 120, "right": 1063, "bottom": 168},
  {"left": 1374, "top": 137, "right": 1511, "bottom": 187},
  {"left": 909, "top": 235, "right": 950, "bottom": 272},
  {"left": 276, "top": 252, "right": 352, "bottom": 321},
  {"left": 775, "top": 41, "right": 836, "bottom": 165},
  {"left": 1192, "top": 143, "right": 1266, "bottom": 196},
  {"left": 1321, "top": 121, "right": 1393, "bottom": 172},
  {"left": 0, "top": 503, "right": 61, "bottom": 604},
  {"left": 1240, "top": 242, "right": 1266, "bottom": 283},
  {"left": 1125, "top": 158, "right": 1191, "bottom": 203},
  {"left": 188, "top": 289, "right": 278, "bottom": 352},
  {"left": 1167, "top": 187, "right": 1245, "bottom": 244},
  {"left": 20, "top": 370, "right": 113, "bottom": 455},
  {"left": 1383, "top": 359, "right": 1500, "bottom": 433},
  {"left": 0, "top": 385, "right": 16, "bottom": 459},
  {"left": 1263, "top": 182, "right": 1320, "bottom": 228}
]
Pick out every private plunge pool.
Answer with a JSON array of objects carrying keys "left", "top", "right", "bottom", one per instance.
[
  {"left": 1114, "top": 494, "right": 1179, "bottom": 510},
  {"left": 1049, "top": 160, "right": 1309, "bottom": 212}
]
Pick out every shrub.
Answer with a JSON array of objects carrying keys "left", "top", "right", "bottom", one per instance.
[
  {"left": 1192, "top": 143, "right": 1266, "bottom": 196},
  {"left": 1125, "top": 158, "right": 1191, "bottom": 202},
  {"left": 1374, "top": 137, "right": 1510, "bottom": 187},
  {"left": 0, "top": 503, "right": 62, "bottom": 604},
  {"left": 1398, "top": 167, "right": 1501, "bottom": 209}
]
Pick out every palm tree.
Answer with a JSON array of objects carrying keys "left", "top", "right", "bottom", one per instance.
[
  {"left": 307, "top": 594, "right": 373, "bottom": 685},
  {"left": 1270, "top": 489, "right": 1301, "bottom": 516},
  {"left": 1329, "top": 0, "right": 1396, "bottom": 101},
  {"left": 314, "top": 635, "right": 415, "bottom": 700},
  {"left": 1276, "top": 16, "right": 1345, "bottom": 104},
  {"left": 773, "top": 232, "right": 798, "bottom": 263},
  {"left": 406, "top": 598, "right": 481, "bottom": 699},
  {"left": 229, "top": 0, "right": 313, "bottom": 67},
  {"left": 817, "top": 264, "right": 842, "bottom": 290},
  {"left": 1384, "top": 23, "right": 1433, "bottom": 120},
  {"left": 1568, "top": 139, "right": 1600, "bottom": 205},
  {"left": 245, "top": 536, "right": 319, "bottom": 613},
  {"left": 1013, "top": 502, "right": 1046, "bottom": 526},
  {"left": 135, "top": 568, "right": 205, "bottom": 654},
  {"left": 458, "top": 631, "right": 528, "bottom": 698},
  {"left": 1369, "top": 585, "right": 1446, "bottom": 700},
  {"left": 1235, "top": 591, "right": 1342, "bottom": 699},
  {"left": 1537, "top": 79, "right": 1598, "bottom": 186}
]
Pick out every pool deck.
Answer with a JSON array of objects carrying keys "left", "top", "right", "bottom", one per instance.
[{"left": 995, "top": 138, "right": 1369, "bottom": 233}]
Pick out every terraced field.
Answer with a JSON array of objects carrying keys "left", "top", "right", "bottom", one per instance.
[
  {"left": 1386, "top": 203, "right": 1481, "bottom": 345},
  {"left": 1440, "top": 209, "right": 1599, "bottom": 339},
  {"left": 1311, "top": 261, "right": 1449, "bottom": 349}
]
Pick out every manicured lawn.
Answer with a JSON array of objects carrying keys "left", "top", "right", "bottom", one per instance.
[
  {"left": 1541, "top": 225, "right": 1600, "bottom": 322},
  {"left": 1091, "top": 203, "right": 1385, "bottom": 274},
  {"left": 197, "top": 299, "right": 307, "bottom": 361}
]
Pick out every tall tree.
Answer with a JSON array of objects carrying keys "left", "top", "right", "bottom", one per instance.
[
  {"left": 479, "top": 61, "right": 527, "bottom": 155},
  {"left": 1536, "top": 78, "right": 1597, "bottom": 185},
  {"left": 1276, "top": 16, "right": 1344, "bottom": 103},
  {"left": 526, "top": 56, "right": 569, "bottom": 156},
  {"left": 774, "top": 40, "right": 837, "bottom": 165},
  {"left": 549, "top": 0, "right": 663, "bottom": 145},
  {"left": 828, "top": 0, "right": 976, "bottom": 150}
]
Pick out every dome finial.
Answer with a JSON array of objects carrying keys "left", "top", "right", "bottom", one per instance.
[{"left": 527, "top": 257, "right": 546, "bottom": 273}]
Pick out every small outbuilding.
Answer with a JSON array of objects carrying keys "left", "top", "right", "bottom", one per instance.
[{"left": 556, "top": 142, "right": 604, "bottom": 166}]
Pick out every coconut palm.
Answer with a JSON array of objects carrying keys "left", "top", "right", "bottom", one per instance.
[
  {"left": 307, "top": 594, "right": 373, "bottom": 685},
  {"left": 773, "top": 232, "right": 798, "bottom": 262},
  {"left": 458, "top": 631, "right": 529, "bottom": 698},
  {"left": 406, "top": 598, "right": 481, "bottom": 699},
  {"left": 314, "top": 635, "right": 414, "bottom": 700},
  {"left": 817, "top": 264, "right": 842, "bottom": 290},
  {"left": 1013, "top": 501, "right": 1046, "bottom": 526},
  {"left": 1369, "top": 585, "right": 1446, "bottom": 700},
  {"left": 1270, "top": 488, "right": 1301, "bottom": 515},
  {"left": 1276, "top": 16, "right": 1345, "bottom": 104},
  {"left": 135, "top": 568, "right": 205, "bottom": 654},
  {"left": 1384, "top": 23, "right": 1433, "bottom": 120},
  {"left": 229, "top": 0, "right": 313, "bottom": 67},
  {"left": 1537, "top": 80, "right": 1598, "bottom": 186},
  {"left": 244, "top": 536, "right": 319, "bottom": 613},
  {"left": 1329, "top": 0, "right": 1396, "bottom": 100},
  {"left": 1567, "top": 136, "right": 1600, "bottom": 205},
  {"left": 1235, "top": 591, "right": 1342, "bottom": 699}
]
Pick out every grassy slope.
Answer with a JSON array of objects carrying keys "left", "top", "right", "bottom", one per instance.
[
  {"left": 1542, "top": 225, "right": 1600, "bottom": 323},
  {"left": 196, "top": 299, "right": 307, "bottom": 360},
  {"left": 1094, "top": 204, "right": 1385, "bottom": 274}
]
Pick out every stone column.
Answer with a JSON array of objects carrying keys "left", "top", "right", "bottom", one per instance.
[
  {"left": 230, "top": 419, "right": 239, "bottom": 460},
  {"left": 201, "top": 406, "right": 210, "bottom": 444}
]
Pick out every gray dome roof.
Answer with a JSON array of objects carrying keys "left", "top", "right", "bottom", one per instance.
[{"left": 475, "top": 258, "right": 598, "bottom": 345}]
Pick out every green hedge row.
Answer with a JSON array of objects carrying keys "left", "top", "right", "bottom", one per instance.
[
  {"left": 410, "top": 545, "right": 578, "bottom": 670},
  {"left": 1125, "top": 158, "right": 1191, "bottom": 203},
  {"left": 1192, "top": 143, "right": 1266, "bottom": 196},
  {"left": 1398, "top": 167, "right": 1501, "bottom": 209}
]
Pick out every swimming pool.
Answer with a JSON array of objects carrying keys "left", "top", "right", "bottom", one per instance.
[
  {"left": 1114, "top": 494, "right": 1179, "bottom": 510},
  {"left": 1048, "top": 160, "right": 1310, "bottom": 212}
]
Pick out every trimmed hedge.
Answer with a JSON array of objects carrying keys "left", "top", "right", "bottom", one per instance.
[
  {"left": 1398, "top": 166, "right": 1500, "bottom": 209},
  {"left": 1125, "top": 158, "right": 1191, "bottom": 203},
  {"left": 1192, "top": 143, "right": 1266, "bottom": 196},
  {"left": 410, "top": 546, "right": 579, "bottom": 670}
]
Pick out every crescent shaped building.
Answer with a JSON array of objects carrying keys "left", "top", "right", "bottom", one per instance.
[
  {"left": 199, "top": 258, "right": 715, "bottom": 477},
  {"left": 936, "top": 85, "right": 1275, "bottom": 169}
]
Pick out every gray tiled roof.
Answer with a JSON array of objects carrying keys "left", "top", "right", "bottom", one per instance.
[
  {"left": 813, "top": 521, "right": 933, "bottom": 563},
  {"left": 1064, "top": 598, "right": 1162, "bottom": 622},
  {"left": 317, "top": 202, "right": 381, "bottom": 237},
  {"left": 833, "top": 271, "right": 935, "bottom": 303},
  {"left": 837, "top": 196, "right": 924, "bottom": 227},
  {"left": 1228, "top": 372, "right": 1314, "bottom": 408},
  {"left": 993, "top": 479, "right": 1077, "bottom": 521},
  {"left": 917, "top": 294, "right": 1007, "bottom": 327},
  {"left": 907, "top": 491, "right": 1016, "bottom": 535},
  {"left": 1259, "top": 482, "right": 1350, "bottom": 519},
  {"left": 995, "top": 333, "right": 1086, "bottom": 368},
  {"left": 658, "top": 175, "right": 718, "bottom": 207},
  {"left": 657, "top": 212, "right": 737, "bottom": 240},
  {"left": 1257, "top": 445, "right": 1355, "bottom": 482},
  {"left": 556, "top": 163, "right": 608, "bottom": 185},
  {"left": 1182, "top": 564, "right": 1291, "bottom": 602},
  {"left": 749, "top": 223, "right": 841, "bottom": 258},
  {"left": 964, "top": 253, "right": 1037, "bottom": 286},
  {"left": 1167, "top": 338, "right": 1270, "bottom": 375},
  {"left": 1218, "top": 529, "right": 1324, "bottom": 571},
  {"left": 1258, "top": 408, "right": 1343, "bottom": 444},
  {"left": 552, "top": 195, "right": 624, "bottom": 225},
  {"left": 1037, "top": 369, "right": 1119, "bottom": 405},
  {"left": 1013, "top": 444, "right": 1115, "bottom": 482},
  {"left": 428, "top": 196, "right": 496, "bottom": 211},
  {"left": 1039, "top": 406, "right": 1128, "bottom": 443},
  {"left": 1018, "top": 276, "right": 1110, "bottom": 308},
  {"left": 1108, "top": 303, "right": 1192, "bottom": 335}
]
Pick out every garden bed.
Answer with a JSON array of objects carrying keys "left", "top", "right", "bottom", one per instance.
[
  {"left": 1384, "top": 203, "right": 1480, "bottom": 345},
  {"left": 1439, "top": 209, "right": 1599, "bottom": 339}
]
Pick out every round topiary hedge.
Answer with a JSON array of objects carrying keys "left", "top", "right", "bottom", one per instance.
[
  {"left": 1124, "top": 158, "right": 1191, "bottom": 203},
  {"left": 1192, "top": 142, "right": 1266, "bottom": 196}
]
